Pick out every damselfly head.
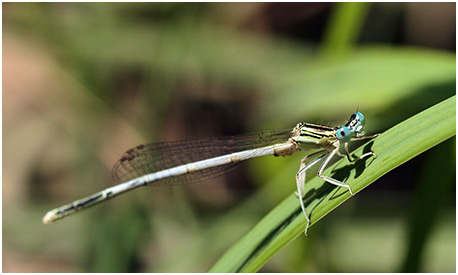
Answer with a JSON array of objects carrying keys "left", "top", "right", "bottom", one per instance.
[
  {"left": 346, "top": 112, "right": 366, "bottom": 137},
  {"left": 336, "top": 126, "right": 353, "bottom": 142}
]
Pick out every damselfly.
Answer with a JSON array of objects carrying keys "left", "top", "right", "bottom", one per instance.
[{"left": 43, "top": 112, "right": 378, "bottom": 235}]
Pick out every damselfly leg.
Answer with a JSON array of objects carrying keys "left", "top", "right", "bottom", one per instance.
[{"left": 295, "top": 137, "right": 377, "bottom": 236}]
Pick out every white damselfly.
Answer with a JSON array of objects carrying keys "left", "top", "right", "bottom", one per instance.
[{"left": 43, "top": 112, "right": 378, "bottom": 235}]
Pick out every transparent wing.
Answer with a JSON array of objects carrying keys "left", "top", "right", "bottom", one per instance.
[{"left": 112, "top": 129, "right": 293, "bottom": 186}]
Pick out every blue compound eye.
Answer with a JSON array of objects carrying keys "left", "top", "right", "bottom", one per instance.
[
  {"left": 353, "top": 112, "right": 365, "bottom": 126},
  {"left": 336, "top": 126, "right": 352, "bottom": 142}
]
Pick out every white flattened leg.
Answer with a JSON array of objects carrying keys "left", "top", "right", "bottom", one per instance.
[
  {"left": 295, "top": 152, "right": 326, "bottom": 197},
  {"left": 317, "top": 148, "right": 355, "bottom": 196},
  {"left": 295, "top": 152, "right": 326, "bottom": 236}
]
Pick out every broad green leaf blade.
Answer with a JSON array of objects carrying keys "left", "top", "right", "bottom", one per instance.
[{"left": 209, "top": 95, "right": 456, "bottom": 272}]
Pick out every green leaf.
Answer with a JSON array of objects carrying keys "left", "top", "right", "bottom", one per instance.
[
  {"left": 321, "top": 2, "right": 371, "bottom": 58},
  {"left": 209, "top": 95, "right": 456, "bottom": 272},
  {"left": 262, "top": 47, "right": 455, "bottom": 123}
]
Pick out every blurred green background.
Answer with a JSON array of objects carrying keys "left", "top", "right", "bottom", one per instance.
[{"left": 2, "top": 2, "right": 455, "bottom": 272}]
